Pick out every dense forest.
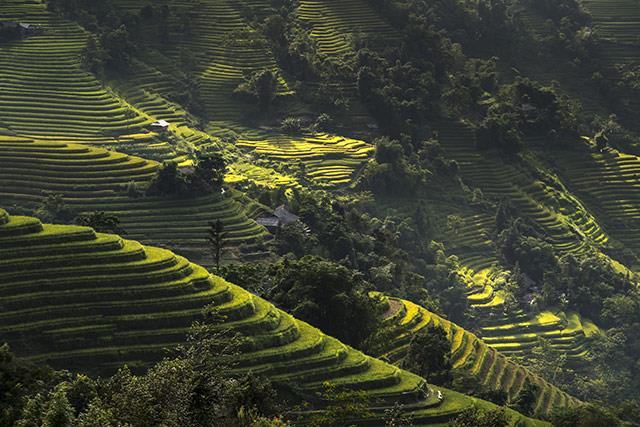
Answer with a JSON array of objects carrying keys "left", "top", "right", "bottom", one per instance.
[{"left": 1, "top": 0, "right": 640, "bottom": 425}]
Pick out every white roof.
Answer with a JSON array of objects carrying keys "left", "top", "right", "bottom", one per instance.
[{"left": 151, "top": 120, "right": 170, "bottom": 127}]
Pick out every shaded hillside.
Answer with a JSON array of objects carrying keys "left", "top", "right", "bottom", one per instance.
[
  {"left": 0, "top": 135, "right": 268, "bottom": 261},
  {"left": 0, "top": 207, "right": 545, "bottom": 425},
  {"left": 373, "top": 296, "right": 581, "bottom": 418}
]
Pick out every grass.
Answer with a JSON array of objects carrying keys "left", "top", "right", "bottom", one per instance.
[
  {"left": 0, "top": 206, "right": 548, "bottom": 424},
  {"left": 0, "top": 136, "right": 268, "bottom": 260},
  {"left": 376, "top": 296, "right": 580, "bottom": 418}
]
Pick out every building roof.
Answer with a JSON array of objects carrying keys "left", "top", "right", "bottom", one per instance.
[
  {"left": 178, "top": 165, "right": 196, "bottom": 175},
  {"left": 257, "top": 217, "right": 280, "bottom": 228},
  {"left": 274, "top": 205, "right": 300, "bottom": 225},
  {"left": 150, "top": 119, "right": 170, "bottom": 128}
]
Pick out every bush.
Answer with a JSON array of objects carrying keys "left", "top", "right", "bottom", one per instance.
[
  {"left": 401, "top": 325, "right": 452, "bottom": 385},
  {"left": 234, "top": 69, "right": 278, "bottom": 110},
  {"left": 268, "top": 256, "right": 382, "bottom": 348},
  {"left": 280, "top": 116, "right": 303, "bottom": 134}
]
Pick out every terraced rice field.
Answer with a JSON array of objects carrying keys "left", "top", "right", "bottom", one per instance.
[
  {"left": 0, "top": 136, "right": 267, "bottom": 258},
  {"left": 438, "top": 121, "right": 608, "bottom": 254},
  {"left": 554, "top": 147, "right": 640, "bottom": 259},
  {"left": 377, "top": 297, "right": 580, "bottom": 418},
  {"left": 582, "top": 0, "right": 640, "bottom": 46},
  {"left": 210, "top": 123, "right": 374, "bottom": 186},
  {"left": 479, "top": 309, "right": 597, "bottom": 359},
  {"left": 113, "top": 0, "right": 290, "bottom": 120},
  {"left": 0, "top": 207, "right": 548, "bottom": 425},
  {"left": 0, "top": 0, "right": 185, "bottom": 160},
  {"left": 297, "top": 0, "right": 396, "bottom": 57},
  {"left": 581, "top": 0, "right": 640, "bottom": 123},
  {"left": 431, "top": 122, "right": 603, "bottom": 360},
  {"left": 112, "top": 59, "right": 214, "bottom": 152}
]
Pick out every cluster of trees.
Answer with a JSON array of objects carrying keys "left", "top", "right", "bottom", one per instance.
[
  {"left": 48, "top": 0, "right": 179, "bottom": 76},
  {"left": 495, "top": 213, "right": 640, "bottom": 406},
  {"left": 475, "top": 78, "right": 581, "bottom": 153},
  {"left": 359, "top": 136, "right": 460, "bottom": 198},
  {"left": 400, "top": 326, "right": 453, "bottom": 385},
  {"left": 234, "top": 69, "right": 279, "bottom": 111},
  {"left": 2, "top": 320, "right": 287, "bottom": 427},
  {"left": 147, "top": 152, "right": 226, "bottom": 197},
  {"left": 222, "top": 256, "right": 381, "bottom": 349},
  {"left": 526, "top": 0, "right": 596, "bottom": 63},
  {"left": 267, "top": 256, "right": 381, "bottom": 348},
  {"left": 242, "top": 188, "right": 472, "bottom": 327},
  {"left": 47, "top": 0, "right": 137, "bottom": 75},
  {"left": 74, "top": 211, "right": 125, "bottom": 235}
]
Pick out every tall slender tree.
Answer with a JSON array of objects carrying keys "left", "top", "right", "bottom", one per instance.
[{"left": 207, "top": 220, "right": 227, "bottom": 271}]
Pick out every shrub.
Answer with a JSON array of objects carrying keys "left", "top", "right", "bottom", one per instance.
[{"left": 280, "top": 116, "right": 303, "bottom": 134}]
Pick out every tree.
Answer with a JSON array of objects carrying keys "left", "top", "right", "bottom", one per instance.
[
  {"left": 191, "top": 153, "right": 226, "bottom": 193},
  {"left": 35, "top": 193, "right": 75, "bottom": 223},
  {"left": 383, "top": 402, "right": 413, "bottom": 427},
  {"left": 16, "top": 394, "right": 47, "bottom": 427},
  {"left": 146, "top": 162, "right": 189, "bottom": 196},
  {"left": 101, "top": 25, "right": 134, "bottom": 72},
  {"left": 81, "top": 36, "right": 106, "bottom": 76},
  {"left": 42, "top": 385, "right": 76, "bottom": 427},
  {"left": 551, "top": 404, "right": 621, "bottom": 427},
  {"left": 207, "top": 220, "right": 227, "bottom": 270},
  {"left": 401, "top": 326, "right": 452, "bottom": 385},
  {"left": 268, "top": 256, "right": 381, "bottom": 348},
  {"left": 449, "top": 407, "right": 510, "bottom": 427},
  {"left": 76, "top": 399, "right": 121, "bottom": 427},
  {"left": 74, "top": 212, "right": 125, "bottom": 235},
  {"left": 1, "top": 344, "right": 55, "bottom": 426},
  {"left": 511, "top": 382, "right": 539, "bottom": 416},
  {"left": 234, "top": 69, "right": 278, "bottom": 110}
]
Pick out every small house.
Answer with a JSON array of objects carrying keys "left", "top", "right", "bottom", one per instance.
[
  {"left": 19, "top": 23, "right": 40, "bottom": 34},
  {"left": 258, "top": 206, "right": 309, "bottom": 235},
  {"left": 150, "top": 119, "right": 170, "bottom": 133},
  {"left": 178, "top": 165, "right": 196, "bottom": 175},
  {"left": 274, "top": 205, "right": 300, "bottom": 226},
  {"left": 256, "top": 217, "right": 280, "bottom": 234}
]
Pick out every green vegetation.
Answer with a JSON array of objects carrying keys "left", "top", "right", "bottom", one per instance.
[
  {"left": 0, "top": 208, "right": 544, "bottom": 425},
  {"left": 3, "top": 0, "right": 640, "bottom": 422},
  {"left": 372, "top": 296, "right": 580, "bottom": 418},
  {"left": 0, "top": 136, "right": 267, "bottom": 262}
]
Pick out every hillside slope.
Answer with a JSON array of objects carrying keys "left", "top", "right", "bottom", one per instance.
[
  {"left": 0, "top": 135, "right": 267, "bottom": 260},
  {"left": 0, "top": 207, "right": 546, "bottom": 425},
  {"left": 374, "top": 296, "right": 580, "bottom": 418}
]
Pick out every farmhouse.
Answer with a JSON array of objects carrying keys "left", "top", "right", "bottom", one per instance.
[
  {"left": 257, "top": 205, "right": 306, "bottom": 234},
  {"left": 150, "top": 119, "right": 170, "bottom": 132},
  {"left": 256, "top": 216, "right": 280, "bottom": 233},
  {"left": 274, "top": 205, "right": 300, "bottom": 225}
]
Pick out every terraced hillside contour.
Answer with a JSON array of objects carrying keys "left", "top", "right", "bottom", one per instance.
[
  {"left": 376, "top": 297, "right": 580, "bottom": 418},
  {"left": 0, "top": 208, "right": 546, "bottom": 425},
  {"left": 111, "top": 0, "right": 290, "bottom": 121},
  {"left": 209, "top": 122, "right": 374, "bottom": 187},
  {"left": 431, "top": 122, "right": 602, "bottom": 360},
  {"left": 438, "top": 121, "right": 608, "bottom": 256},
  {"left": 0, "top": 136, "right": 267, "bottom": 258},
  {"left": 554, "top": 146, "right": 640, "bottom": 265},
  {"left": 0, "top": 0, "right": 187, "bottom": 161},
  {"left": 297, "top": 0, "right": 396, "bottom": 57},
  {"left": 581, "top": 0, "right": 640, "bottom": 123}
]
